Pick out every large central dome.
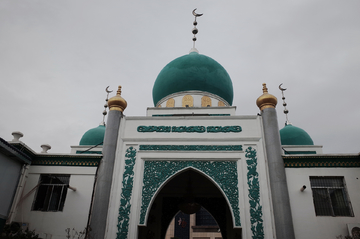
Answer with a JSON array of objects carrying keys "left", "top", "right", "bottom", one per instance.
[{"left": 152, "top": 52, "right": 233, "bottom": 106}]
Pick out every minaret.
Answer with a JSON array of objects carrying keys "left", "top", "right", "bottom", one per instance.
[
  {"left": 256, "top": 83, "right": 295, "bottom": 239},
  {"left": 89, "top": 86, "right": 127, "bottom": 239}
]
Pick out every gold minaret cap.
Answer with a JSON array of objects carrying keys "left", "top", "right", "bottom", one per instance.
[
  {"left": 256, "top": 83, "right": 278, "bottom": 111},
  {"left": 108, "top": 86, "right": 127, "bottom": 112}
]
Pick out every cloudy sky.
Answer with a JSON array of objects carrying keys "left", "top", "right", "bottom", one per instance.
[{"left": 0, "top": 0, "right": 359, "bottom": 154}]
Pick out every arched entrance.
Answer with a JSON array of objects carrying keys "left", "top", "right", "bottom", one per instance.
[{"left": 138, "top": 169, "right": 241, "bottom": 239}]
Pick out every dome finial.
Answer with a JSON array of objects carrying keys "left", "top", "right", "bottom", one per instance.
[
  {"left": 262, "top": 83, "right": 268, "bottom": 93},
  {"left": 279, "top": 83, "right": 291, "bottom": 125},
  {"left": 256, "top": 83, "right": 277, "bottom": 111},
  {"left": 108, "top": 85, "right": 127, "bottom": 112},
  {"left": 190, "top": 8, "right": 203, "bottom": 53},
  {"left": 101, "top": 86, "right": 113, "bottom": 126}
]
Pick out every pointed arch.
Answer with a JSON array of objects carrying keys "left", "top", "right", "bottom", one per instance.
[{"left": 139, "top": 162, "right": 240, "bottom": 227}]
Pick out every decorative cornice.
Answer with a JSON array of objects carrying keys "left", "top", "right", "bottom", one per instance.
[
  {"left": 283, "top": 155, "right": 360, "bottom": 168},
  {"left": 31, "top": 156, "right": 101, "bottom": 167},
  {"left": 8, "top": 141, "right": 102, "bottom": 167},
  {"left": 139, "top": 145, "right": 243, "bottom": 151}
]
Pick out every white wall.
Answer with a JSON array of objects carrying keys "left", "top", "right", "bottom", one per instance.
[
  {"left": 0, "top": 153, "right": 22, "bottom": 220},
  {"left": 13, "top": 166, "right": 97, "bottom": 239},
  {"left": 286, "top": 168, "right": 360, "bottom": 239}
]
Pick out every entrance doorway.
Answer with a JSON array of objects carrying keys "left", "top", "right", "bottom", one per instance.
[{"left": 138, "top": 169, "right": 241, "bottom": 239}]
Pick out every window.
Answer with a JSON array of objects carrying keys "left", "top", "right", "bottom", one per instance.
[
  {"left": 32, "top": 174, "right": 70, "bottom": 212},
  {"left": 196, "top": 207, "right": 218, "bottom": 226},
  {"left": 310, "top": 176, "right": 353, "bottom": 216}
]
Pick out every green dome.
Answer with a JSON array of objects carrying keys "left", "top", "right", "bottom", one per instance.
[
  {"left": 79, "top": 125, "right": 105, "bottom": 146},
  {"left": 152, "top": 52, "right": 234, "bottom": 106},
  {"left": 280, "top": 124, "right": 314, "bottom": 145}
]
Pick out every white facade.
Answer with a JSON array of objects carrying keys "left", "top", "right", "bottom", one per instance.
[{"left": 105, "top": 111, "right": 275, "bottom": 238}]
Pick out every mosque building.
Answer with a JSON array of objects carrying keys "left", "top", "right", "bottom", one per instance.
[{"left": 1, "top": 10, "right": 359, "bottom": 239}]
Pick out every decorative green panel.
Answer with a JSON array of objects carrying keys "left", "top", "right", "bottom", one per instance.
[
  {"left": 140, "top": 161, "right": 241, "bottom": 226},
  {"left": 137, "top": 125, "right": 242, "bottom": 133},
  {"left": 117, "top": 147, "right": 137, "bottom": 239},
  {"left": 139, "top": 145, "right": 242, "bottom": 151},
  {"left": 245, "top": 147, "right": 264, "bottom": 239},
  {"left": 207, "top": 126, "right": 242, "bottom": 133},
  {"left": 172, "top": 126, "right": 206, "bottom": 133},
  {"left": 137, "top": 126, "right": 171, "bottom": 132}
]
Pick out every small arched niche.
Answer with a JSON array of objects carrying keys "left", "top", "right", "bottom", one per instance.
[
  {"left": 182, "top": 95, "right": 194, "bottom": 107},
  {"left": 201, "top": 96, "right": 212, "bottom": 107},
  {"left": 166, "top": 98, "right": 175, "bottom": 107}
]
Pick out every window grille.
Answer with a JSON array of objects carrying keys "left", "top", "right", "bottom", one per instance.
[
  {"left": 32, "top": 174, "right": 70, "bottom": 212},
  {"left": 310, "top": 176, "right": 353, "bottom": 217}
]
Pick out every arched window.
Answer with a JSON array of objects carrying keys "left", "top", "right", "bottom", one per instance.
[
  {"left": 218, "top": 101, "right": 225, "bottom": 107},
  {"left": 166, "top": 98, "right": 175, "bottom": 107},
  {"left": 182, "top": 95, "right": 193, "bottom": 107},
  {"left": 201, "top": 96, "right": 212, "bottom": 107}
]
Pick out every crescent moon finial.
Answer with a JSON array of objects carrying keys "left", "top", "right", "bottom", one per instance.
[
  {"left": 101, "top": 86, "right": 113, "bottom": 125},
  {"left": 106, "top": 86, "right": 113, "bottom": 94},
  {"left": 279, "top": 83, "right": 287, "bottom": 91},
  {"left": 190, "top": 9, "right": 203, "bottom": 52},
  {"left": 278, "top": 83, "right": 291, "bottom": 125},
  {"left": 192, "top": 8, "right": 203, "bottom": 17}
]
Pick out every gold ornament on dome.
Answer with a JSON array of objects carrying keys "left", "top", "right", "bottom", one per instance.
[
  {"left": 201, "top": 96, "right": 211, "bottom": 107},
  {"left": 108, "top": 86, "right": 127, "bottom": 112},
  {"left": 182, "top": 95, "right": 194, "bottom": 107},
  {"left": 166, "top": 98, "right": 175, "bottom": 107},
  {"left": 256, "top": 83, "right": 277, "bottom": 111},
  {"left": 218, "top": 101, "right": 225, "bottom": 107}
]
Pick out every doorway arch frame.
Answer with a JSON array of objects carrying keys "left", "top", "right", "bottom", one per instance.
[{"left": 139, "top": 160, "right": 241, "bottom": 227}]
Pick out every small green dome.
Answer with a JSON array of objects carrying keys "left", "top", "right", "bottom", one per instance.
[
  {"left": 152, "top": 52, "right": 234, "bottom": 106},
  {"left": 79, "top": 125, "right": 105, "bottom": 146},
  {"left": 280, "top": 124, "right": 314, "bottom": 145}
]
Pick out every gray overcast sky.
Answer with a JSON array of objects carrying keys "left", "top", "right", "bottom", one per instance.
[{"left": 0, "top": 0, "right": 359, "bottom": 154}]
